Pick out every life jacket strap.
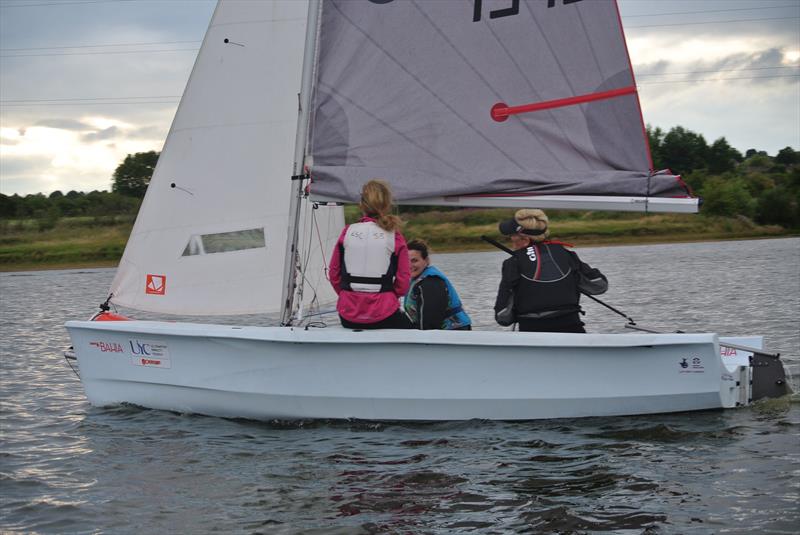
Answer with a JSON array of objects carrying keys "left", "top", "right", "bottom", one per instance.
[
  {"left": 445, "top": 305, "right": 464, "bottom": 317},
  {"left": 517, "top": 304, "right": 582, "bottom": 320},
  {"left": 339, "top": 241, "right": 397, "bottom": 293}
]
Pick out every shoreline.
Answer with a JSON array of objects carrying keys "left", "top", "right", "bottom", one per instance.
[{"left": 2, "top": 234, "right": 796, "bottom": 273}]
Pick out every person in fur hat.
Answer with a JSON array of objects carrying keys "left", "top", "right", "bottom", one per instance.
[{"left": 494, "top": 209, "right": 608, "bottom": 332}]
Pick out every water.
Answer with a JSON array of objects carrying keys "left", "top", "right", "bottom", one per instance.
[{"left": 2, "top": 238, "right": 798, "bottom": 534}]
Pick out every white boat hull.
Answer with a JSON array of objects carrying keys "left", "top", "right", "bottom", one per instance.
[{"left": 64, "top": 321, "right": 765, "bottom": 421}]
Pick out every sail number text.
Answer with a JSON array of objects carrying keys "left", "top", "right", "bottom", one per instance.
[{"left": 473, "top": 0, "right": 584, "bottom": 22}]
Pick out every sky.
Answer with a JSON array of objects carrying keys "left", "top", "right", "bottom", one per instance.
[{"left": 0, "top": 0, "right": 798, "bottom": 196}]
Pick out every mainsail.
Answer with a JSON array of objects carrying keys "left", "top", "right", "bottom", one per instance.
[
  {"left": 109, "top": 0, "right": 342, "bottom": 316},
  {"left": 308, "top": 0, "right": 690, "bottom": 205}
]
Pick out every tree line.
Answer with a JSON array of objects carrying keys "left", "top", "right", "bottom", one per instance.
[
  {"left": 0, "top": 151, "right": 156, "bottom": 226},
  {"left": 2, "top": 130, "right": 799, "bottom": 228},
  {"left": 647, "top": 126, "right": 799, "bottom": 228}
]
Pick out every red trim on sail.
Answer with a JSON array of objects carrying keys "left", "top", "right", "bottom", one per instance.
[
  {"left": 612, "top": 0, "right": 654, "bottom": 171},
  {"left": 454, "top": 191, "right": 695, "bottom": 199},
  {"left": 673, "top": 172, "right": 694, "bottom": 196},
  {"left": 490, "top": 86, "right": 638, "bottom": 122}
]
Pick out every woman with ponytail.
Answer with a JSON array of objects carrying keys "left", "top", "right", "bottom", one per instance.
[{"left": 329, "top": 180, "right": 411, "bottom": 329}]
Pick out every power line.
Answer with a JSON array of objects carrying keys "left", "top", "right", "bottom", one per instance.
[
  {"left": 0, "top": 95, "right": 181, "bottom": 103},
  {"left": 0, "top": 101, "right": 179, "bottom": 107},
  {"left": 1, "top": 48, "right": 199, "bottom": 58},
  {"left": 3, "top": 72, "right": 797, "bottom": 107},
  {"left": 0, "top": 10, "right": 796, "bottom": 56},
  {"left": 638, "top": 66, "right": 800, "bottom": 77},
  {"left": 622, "top": 4, "right": 800, "bottom": 19},
  {"left": 626, "top": 16, "right": 800, "bottom": 29},
  {"left": 639, "top": 74, "right": 800, "bottom": 85},
  {"left": 4, "top": 67, "right": 795, "bottom": 102},
  {"left": 0, "top": 40, "right": 201, "bottom": 52},
  {"left": 0, "top": 0, "right": 136, "bottom": 8}
]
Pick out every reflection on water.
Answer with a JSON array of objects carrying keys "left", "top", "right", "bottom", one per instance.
[{"left": 1, "top": 238, "right": 798, "bottom": 533}]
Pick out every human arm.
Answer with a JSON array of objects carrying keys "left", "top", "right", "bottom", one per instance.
[
  {"left": 328, "top": 227, "right": 349, "bottom": 295},
  {"left": 568, "top": 251, "right": 608, "bottom": 295},
  {"left": 392, "top": 232, "right": 410, "bottom": 297},
  {"left": 494, "top": 257, "right": 519, "bottom": 326}
]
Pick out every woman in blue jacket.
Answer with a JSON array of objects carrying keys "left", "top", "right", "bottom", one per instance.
[{"left": 404, "top": 239, "right": 472, "bottom": 330}]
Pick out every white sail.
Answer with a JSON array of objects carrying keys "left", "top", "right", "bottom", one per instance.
[{"left": 109, "top": 0, "right": 341, "bottom": 315}]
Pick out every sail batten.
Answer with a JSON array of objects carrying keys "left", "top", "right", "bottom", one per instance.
[
  {"left": 308, "top": 0, "right": 690, "bottom": 207},
  {"left": 492, "top": 85, "right": 639, "bottom": 121}
]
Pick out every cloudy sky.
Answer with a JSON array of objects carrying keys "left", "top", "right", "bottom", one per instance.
[{"left": 1, "top": 0, "right": 798, "bottom": 196}]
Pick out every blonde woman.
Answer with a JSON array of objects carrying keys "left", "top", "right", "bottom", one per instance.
[
  {"left": 329, "top": 180, "right": 411, "bottom": 329},
  {"left": 494, "top": 209, "right": 608, "bottom": 333}
]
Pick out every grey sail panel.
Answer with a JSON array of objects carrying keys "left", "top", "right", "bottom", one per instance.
[{"left": 309, "top": 0, "right": 687, "bottom": 202}]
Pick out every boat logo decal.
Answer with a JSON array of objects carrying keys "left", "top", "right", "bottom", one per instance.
[
  {"left": 89, "top": 341, "right": 124, "bottom": 353},
  {"left": 720, "top": 346, "right": 738, "bottom": 357},
  {"left": 145, "top": 274, "right": 166, "bottom": 295},
  {"left": 129, "top": 339, "right": 171, "bottom": 369},
  {"left": 679, "top": 356, "right": 705, "bottom": 374}
]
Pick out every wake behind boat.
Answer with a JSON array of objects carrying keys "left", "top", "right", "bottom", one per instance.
[{"left": 64, "top": 0, "right": 789, "bottom": 421}]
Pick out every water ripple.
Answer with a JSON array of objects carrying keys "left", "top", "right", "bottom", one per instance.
[{"left": 1, "top": 240, "right": 799, "bottom": 533}]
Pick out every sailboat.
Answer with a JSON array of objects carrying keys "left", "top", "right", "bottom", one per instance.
[{"left": 64, "top": 0, "right": 788, "bottom": 421}]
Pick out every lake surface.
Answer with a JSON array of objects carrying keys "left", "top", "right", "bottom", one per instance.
[{"left": 2, "top": 238, "right": 798, "bottom": 534}]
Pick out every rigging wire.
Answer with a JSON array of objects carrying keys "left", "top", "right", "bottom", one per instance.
[{"left": 297, "top": 190, "right": 328, "bottom": 326}]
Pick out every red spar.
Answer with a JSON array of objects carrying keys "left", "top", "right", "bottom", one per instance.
[{"left": 491, "top": 85, "right": 638, "bottom": 122}]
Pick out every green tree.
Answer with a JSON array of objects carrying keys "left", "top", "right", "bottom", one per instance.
[
  {"left": 700, "top": 177, "right": 755, "bottom": 218},
  {"left": 707, "top": 137, "right": 742, "bottom": 174},
  {"left": 0, "top": 194, "right": 17, "bottom": 218},
  {"left": 21, "top": 193, "right": 49, "bottom": 218},
  {"left": 660, "top": 126, "right": 709, "bottom": 175},
  {"left": 112, "top": 151, "right": 159, "bottom": 198},
  {"left": 745, "top": 149, "right": 768, "bottom": 158},
  {"left": 682, "top": 169, "right": 708, "bottom": 195},
  {"left": 774, "top": 146, "right": 798, "bottom": 166},
  {"left": 742, "top": 154, "right": 771, "bottom": 171},
  {"left": 756, "top": 187, "right": 800, "bottom": 227},
  {"left": 646, "top": 124, "right": 665, "bottom": 169},
  {"left": 740, "top": 172, "right": 775, "bottom": 197}
]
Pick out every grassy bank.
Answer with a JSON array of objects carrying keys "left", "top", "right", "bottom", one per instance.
[
  {"left": 396, "top": 208, "right": 796, "bottom": 252},
  {"left": 0, "top": 210, "right": 796, "bottom": 272},
  {"left": 0, "top": 216, "right": 132, "bottom": 271}
]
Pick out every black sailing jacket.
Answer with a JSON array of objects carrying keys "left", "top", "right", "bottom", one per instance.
[{"left": 494, "top": 241, "right": 607, "bottom": 321}]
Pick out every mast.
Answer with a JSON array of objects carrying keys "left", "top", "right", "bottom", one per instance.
[{"left": 280, "top": 0, "right": 322, "bottom": 326}]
